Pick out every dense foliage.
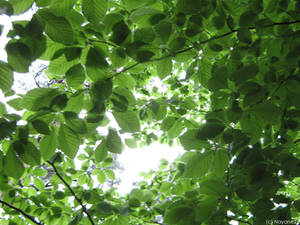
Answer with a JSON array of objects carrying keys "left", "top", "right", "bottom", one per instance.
[{"left": 0, "top": 0, "right": 300, "bottom": 224}]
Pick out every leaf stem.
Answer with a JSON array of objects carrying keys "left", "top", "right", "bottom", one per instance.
[
  {"left": 0, "top": 199, "right": 43, "bottom": 225},
  {"left": 47, "top": 160, "right": 95, "bottom": 225}
]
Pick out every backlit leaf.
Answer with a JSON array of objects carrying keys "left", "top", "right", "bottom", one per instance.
[
  {"left": 22, "top": 88, "right": 61, "bottom": 111},
  {"left": 106, "top": 129, "right": 122, "bottom": 154},
  {"left": 156, "top": 58, "right": 172, "bottom": 80},
  {"left": 58, "top": 124, "right": 80, "bottom": 158},
  {"left": 0, "top": 61, "right": 13, "bottom": 93},
  {"left": 82, "top": 0, "right": 107, "bottom": 24},
  {"left": 31, "top": 120, "right": 50, "bottom": 135},
  {"left": 183, "top": 152, "right": 213, "bottom": 178},
  {"left": 4, "top": 147, "right": 24, "bottom": 179},
  {"left": 113, "top": 110, "right": 140, "bottom": 133},
  {"left": 40, "top": 128, "right": 57, "bottom": 161},
  {"left": 38, "top": 8, "right": 74, "bottom": 44},
  {"left": 95, "top": 141, "right": 108, "bottom": 162}
]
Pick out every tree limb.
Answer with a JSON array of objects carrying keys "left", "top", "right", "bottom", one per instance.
[
  {"left": 114, "top": 20, "right": 300, "bottom": 77},
  {"left": 0, "top": 199, "right": 43, "bottom": 225},
  {"left": 47, "top": 160, "right": 95, "bottom": 225}
]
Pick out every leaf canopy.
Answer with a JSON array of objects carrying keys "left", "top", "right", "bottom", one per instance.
[{"left": 0, "top": 1, "right": 300, "bottom": 224}]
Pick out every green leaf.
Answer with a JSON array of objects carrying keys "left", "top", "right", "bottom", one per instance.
[
  {"left": 125, "top": 138, "right": 137, "bottom": 149},
  {"left": 0, "top": 120, "right": 16, "bottom": 140},
  {"left": 5, "top": 41, "right": 32, "bottom": 73},
  {"left": 22, "top": 88, "right": 61, "bottom": 111},
  {"left": 97, "top": 170, "right": 106, "bottom": 184},
  {"left": 251, "top": 102, "right": 281, "bottom": 125},
  {"left": 106, "top": 129, "right": 122, "bottom": 154},
  {"left": 165, "top": 204, "right": 194, "bottom": 225},
  {"left": 168, "top": 37, "right": 186, "bottom": 51},
  {"left": 49, "top": 0, "right": 77, "bottom": 16},
  {"left": 31, "top": 120, "right": 50, "bottom": 135},
  {"left": 195, "top": 196, "right": 218, "bottom": 223},
  {"left": 113, "top": 88, "right": 136, "bottom": 105},
  {"left": 199, "top": 178, "right": 227, "bottom": 197},
  {"left": 47, "top": 53, "right": 78, "bottom": 76},
  {"left": 161, "top": 116, "right": 177, "bottom": 131},
  {"left": 105, "top": 169, "right": 115, "bottom": 180},
  {"left": 156, "top": 58, "right": 172, "bottom": 80},
  {"left": 293, "top": 199, "right": 300, "bottom": 211},
  {"left": 239, "top": 11, "right": 257, "bottom": 27},
  {"left": 183, "top": 152, "right": 213, "bottom": 178},
  {"left": 4, "top": 147, "right": 24, "bottom": 179},
  {"left": 212, "top": 15, "right": 225, "bottom": 29},
  {"left": 0, "top": 103, "right": 7, "bottom": 115},
  {"left": 91, "top": 78, "right": 112, "bottom": 102},
  {"left": 63, "top": 111, "right": 87, "bottom": 134},
  {"left": 53, "top": 191, "right": 65, "bottom": 200},
  {"left": 103, "top": 13, "right": 123, "bottom": 34},
  {"left": 212, "top": 150, "right": 229, "bottom": 177},
  {"left": 65, "top": 91, "right": 84, "bottom": 113},
  {"left": 130, "top": 7, "right": 161, "bottom": 26},
  {"left": 113, "top": 110, "right": 140, "bottom": 133},
  {"left": 19, "top": 142, "right": 41, "bottom": 166},
  {"left": 0, "top": 1, "right": 14, "bottom": 15},
  {"left": 237, "top": 28, "right": 252, "bottom": 44},
  {"left": 38, "top": 8, "right": 74, "bottom": 44},
  {"left": 97, "top": 202, "right": 113, "bottom": 215},
  {"left": 114, "top": 74, "right": 136, "bottom": 90},
  {"left": 0, "top": 61, "right": 13, "bottom": 93},
  {"left": 207, "top": 74, "right": 228, "bottom": 91},
  {"left": 197, "top": 119, "right": 225, "bottom": 140},
  {"left": 285, "top": 79, "right": 300, "bottom": 93},
  {"left": 149, "top": 101, "right": 167, "bottom": 120},
  {"left": 8, "top": 0, "right": 34, "bottom": 15},
  {"left": 134, "top": 27, "right": 156, "bottom": 43},
  {"left": 6, "top": 98, "right": 22, "bottom": 111},
  {"left": 95, "top": 141, "right": 108, "bottom": 162},
  {"left": 136, "top": 50, "right": 155, "bottom": 62},
  {"left": 111, "top": 20, "right": 130, "bottom": 45},
  {"left": 129, "top": 189, "right": 144, "bottom": 201},
  {"left": 232, "top": 64, "right": 259, "bottom": 86},
  {"left": 82, "top": 0, "right": 107, "bottom": 24},
  {"left": 168, "top": 120, "right": 184, "bottom": 139},
  {"left": 58, "top": 124, "right": 80, "bottom": 158},
  {"left": 65, "top": 64, "right": 85, "bottom": 89},
  {"left": 124, "top": 0, "right": 147, "bottom": 10},
  {"left": 154, "top": 20, "right": 172, "bottom": 44},
  {"left": 86, "top": 47, "right": 108, "bottom": 81},
  {"left": 179, "top": 129, "right": 208, "bottom": 150}
]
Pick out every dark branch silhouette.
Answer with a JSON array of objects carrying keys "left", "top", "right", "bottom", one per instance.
[
  {"left": 114, "top": 20, "right": 300, "bottom": 77},
  {"left": 47, "top": 160, "right": 95, "bottom": 225},
  {"left": 0, "top": 199, "right": 43, "bottom": 225}
]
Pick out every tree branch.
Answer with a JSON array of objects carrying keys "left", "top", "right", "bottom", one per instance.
[
  {"left": 33, "top": 66, "right": 48, "bottom": 88},
  {"left": 47, "top": 161, "right": 95, "bottom": 225},
  {"left": 114, "top": 20, "right": 300, "bottom": 77},
  {"left": 225, "top": 215, "right": 252, "bottom": 225},
  {"left": 0, "top": 199, "right": 43, "bottom": 225}
]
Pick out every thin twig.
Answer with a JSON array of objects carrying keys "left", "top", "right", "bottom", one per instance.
[
  {"left": 225, "top": 216, "right": 252, "bottom": 225},
  {"left": 47, "top": 160, "right": 95, "bottom": 225},
  {"left": 0, "top": 199, "right": 43, "bottom": 225},
  {"left": 114, "top": 20, "right": 300, "bottom": 77},
  {"left": 33, "top": 66, "right": 48, "bottom": 88},
  {"left": 88, "top": 38, "right": 118, "bottom": 48}
]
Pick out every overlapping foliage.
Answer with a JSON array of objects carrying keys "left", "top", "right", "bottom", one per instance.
[{"left": 0, "top": 0, "right": 300, "bottom": 224}]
